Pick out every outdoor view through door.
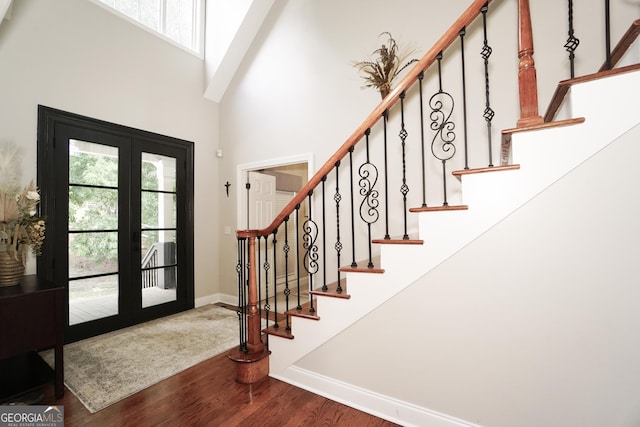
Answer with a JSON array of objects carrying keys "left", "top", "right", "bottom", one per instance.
[
  {"left": 68, "top": 142, "right": 179, "bottom": 324},
  {"left": 37, "top": 106, "right": 194, "bottom": 343}
]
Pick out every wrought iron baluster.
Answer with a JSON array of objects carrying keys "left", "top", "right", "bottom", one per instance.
[
  {"left": 348, "top": 146, "right": 357, "bottom": 267},
  {"left": 359, "top": 128, "right": 379, "bottom": 267},
  {"left": 481, "top": 3, "right": 495, "bottom": 167},
  {"left": 236, "top": 237, "right": 247, "bottom": 352},
  {"left": 261, "top": 236, "right": 270, "bottom": 342},
  {"left": 257, "top": 236, "right": 262, "bottom": 325},
  {"left": 430, "top": 51, "right": 457, "bottom": 207},
  {"left": 460, "top": 27, "right": 470, "bottom": 170},
  {"left": 382, "top": 110, "right": 390, "bottom": 240},
  {"left": 605, "top": 0, "right": 611, "bottom": 70},
  {"left": 565, "top": 0, "right": 580, "bottom": 78},
  {"left": 303, "top": 191, "right": 318, "bottom": 313},
  {"left": 321, "top": 176, "right": 328, "bottom": 291},
  {"left": 295, "top": 204, "right": 301, "bottom": 310},
  {"left": 418, "top": 71, "right": 428, "bottom": 208},
  {"left": 283, "top": 216, "right": 291, "bottom": 331},
  {"left": 334, "top": 161, "right": 343, "bottom": 293},
  {"left": 271, "top": 230, "right": 278, "bottom": 329},
  {"left": 398, "top": 92, "right": 410, "bottom": 240}
]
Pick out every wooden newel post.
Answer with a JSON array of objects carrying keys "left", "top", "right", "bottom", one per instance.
[
  {"left": 517, "top": 0, "right": 544, "bottom": 127},
  {"left": 244, "top": 234, "right": 263, "bottom": 353},
  {"left": 229, "top": 230, "right": 270, "bottom": 384}
]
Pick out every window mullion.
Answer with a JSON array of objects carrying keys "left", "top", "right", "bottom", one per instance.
[{"left": 160, "top": 0, "right": 167, "bottom": 36}]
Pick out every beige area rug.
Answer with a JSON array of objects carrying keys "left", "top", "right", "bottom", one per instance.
[{"left": 40, "top": 305, "right": 238, "bottom": 413}]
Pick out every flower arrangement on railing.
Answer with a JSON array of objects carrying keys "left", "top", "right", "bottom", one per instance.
[
  {"left": 353, "top": 32, "right": 418, "bottom": 99},
  {"left": 0, "top": 181, "right": 46, "bottom": 265}
]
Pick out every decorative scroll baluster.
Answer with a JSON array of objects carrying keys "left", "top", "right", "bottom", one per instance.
[
  {"left": 334, "top": 161, "right": 343, "bottom": 293},
  {"left": 418, "top": 72, "right": 428, "bottom": 208},
  {"left": 295, "top": 204, "right": 301, "bottom": 310},
  {"left": 459, "top": 27, "right": 470, "bottom": 171},
  {"left": 321, "top": 176, "right": 328, "bottom": 291},
  {"left": 398, "top": 92, "right": 410, "bottom": 240},
  {"left": 348, "top": 146, "right": 357, "bottom": 267},
  {"left": 430, "top": 52, "right": 457, "bottom": 207},
  {"left": 283, "top": 217, "right": 291, "bottom": 331},
  {"left": 565, "top": 0, "right": 580, "bottom": 78},
  {"left": 359, "top": 128, "right": 379, "bottom": 267},
  {"left": 236, "top": 237, "right": 247, "bottom": 352},
  {"left": 481, "top": 3, "right": 495, "bottom": 166},
  {"left": 271, "top": 230, "right": 278, "bottom": 329},
  {"left": 382, "top": 110, "right": 390, "bottom": 240},
  {"left": 303, "top": 191, "right": 318, "bottom": 313}
]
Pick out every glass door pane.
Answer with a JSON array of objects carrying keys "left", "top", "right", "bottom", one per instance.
[
  {"left": 140, "top": 152, "right": 178, "bottom": 308},
  {"left": 68, "top": 140, "right": 120, "bottom": 325}
]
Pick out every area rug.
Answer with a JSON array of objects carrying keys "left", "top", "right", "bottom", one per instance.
[{"left": 40, "top": 304, "right": 238, "bottom": 413}]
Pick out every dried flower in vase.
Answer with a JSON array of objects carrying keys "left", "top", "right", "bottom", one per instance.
[
  {"left": 353, "top": 32, "right": 418, "bottom": 99},
  {"left": 0, "top": 143, "right": 46, "bottom": 265}
]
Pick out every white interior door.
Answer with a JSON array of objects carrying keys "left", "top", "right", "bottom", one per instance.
[
  {"left": 247, "top": 171, "right": 276, "bottom": 302},
  {"left": 247, "top": 171, "right": 275, "bottom": 229}
]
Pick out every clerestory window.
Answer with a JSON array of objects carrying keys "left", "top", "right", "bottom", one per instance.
[{"left": 92, "top": 0, "right": 204, "bottom": 56}]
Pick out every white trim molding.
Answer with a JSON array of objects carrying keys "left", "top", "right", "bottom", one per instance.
[{"left": 272, "top": 366, "right": 481, "bottom": 427}]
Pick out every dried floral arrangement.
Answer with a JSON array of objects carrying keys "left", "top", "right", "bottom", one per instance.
[
  {"left": 0, "top": 142, "right": 46, "bottom": 265},
  {"left": 353, "top": 32, "right": 418, "bottom": 99}
]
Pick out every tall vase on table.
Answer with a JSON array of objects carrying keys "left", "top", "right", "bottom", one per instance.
[{"left": 0, "top": 248, "right": 25, "bottom": 286}]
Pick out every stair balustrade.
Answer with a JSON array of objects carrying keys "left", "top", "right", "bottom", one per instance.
[{"left": 229, "top": 0, "right": 634, "bottom": 383}]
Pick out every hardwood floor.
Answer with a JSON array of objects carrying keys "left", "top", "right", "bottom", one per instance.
[{"left": 37, "top": 347, "right": 399, "bottom": 426}]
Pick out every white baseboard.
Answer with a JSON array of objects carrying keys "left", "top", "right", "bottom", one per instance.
[
  {"left": 271, "top": 366, "right": 480, "bottom": 427},
  {"left": 195, "top": 293, "right": 236, "bottom": 308}
]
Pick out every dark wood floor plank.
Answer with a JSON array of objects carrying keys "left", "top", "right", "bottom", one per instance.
[{"left": 37, "top": 350, "right": 399, "bottom": 426}]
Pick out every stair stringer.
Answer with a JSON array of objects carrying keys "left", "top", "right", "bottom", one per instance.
[{"left": 268, "top": 69, "right": 640, "bottom": 381}]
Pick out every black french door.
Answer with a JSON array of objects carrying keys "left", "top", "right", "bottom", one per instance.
[{"left": 37, "top": 106, "right": 194, "bottom": 343}]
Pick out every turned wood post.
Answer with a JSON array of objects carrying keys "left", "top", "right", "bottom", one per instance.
[
  {"left": 517, "top": 0, "right": 544, "bottom": 127},
  {"left": 244, "top": 233, "right": 263, "bottom": 353}
]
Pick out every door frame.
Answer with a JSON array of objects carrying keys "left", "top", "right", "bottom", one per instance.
[
  {"left": 37, "top": 105, "right": 195, "bottom": 342},
  {"left": 236, "top": 153, "right": 314, "bottom": 229}
]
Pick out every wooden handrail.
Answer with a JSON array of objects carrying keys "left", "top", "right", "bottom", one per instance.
[
  {"left": 237, "top": 0, "right": 495, "bottom": 240},
  {"left": 600, "top": 19, "right": 640, "bottom": 71}
]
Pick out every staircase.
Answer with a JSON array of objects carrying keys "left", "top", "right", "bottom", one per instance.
[
  {"left": 268, "top": 64, "right": 640, "bottom": 371},
  {"left": 229, "top": 2, "right": 640, "bottom": 425}
]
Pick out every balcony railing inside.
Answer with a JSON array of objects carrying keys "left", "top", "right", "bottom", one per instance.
[{"left": 229, "top": 0, "right": 639, "bottom": 382}]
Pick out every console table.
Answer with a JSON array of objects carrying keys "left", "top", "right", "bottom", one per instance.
[{"left": 0, "top": 275, "right": 64, "bottom": 399}]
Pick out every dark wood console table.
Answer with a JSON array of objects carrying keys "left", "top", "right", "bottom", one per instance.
[{"left": 0, "top": 275, "right": 64, "bottom": 399}]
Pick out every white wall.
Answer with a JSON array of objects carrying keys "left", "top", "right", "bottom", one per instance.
[
  {"left": 0, "top": 0, "right": 220, "bottom": 299},
  {"left": 297, "top": 122, "right": 640, "bottom": 427}
]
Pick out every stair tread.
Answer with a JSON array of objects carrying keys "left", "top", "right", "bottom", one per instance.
[
  {"left": 372, "top": 236, "right": 423, "bottom": 244},
  {"left": 338, "top": 261, "right": 384, "bottom": 274},
  {"left": 263, "top": 325, "right": 294, "bottom": 340},
  {"left": 310, "top": 279, "right": 350, "bottom": 299},
  {"left": 285, "top": 301, "right": 320, "bottom": 320},
  {"left": 409, "top": 204, "right": 469, "bottom": 213},
  {"left": 452, "top": 164, "right": 520, "bottom": 177}
]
